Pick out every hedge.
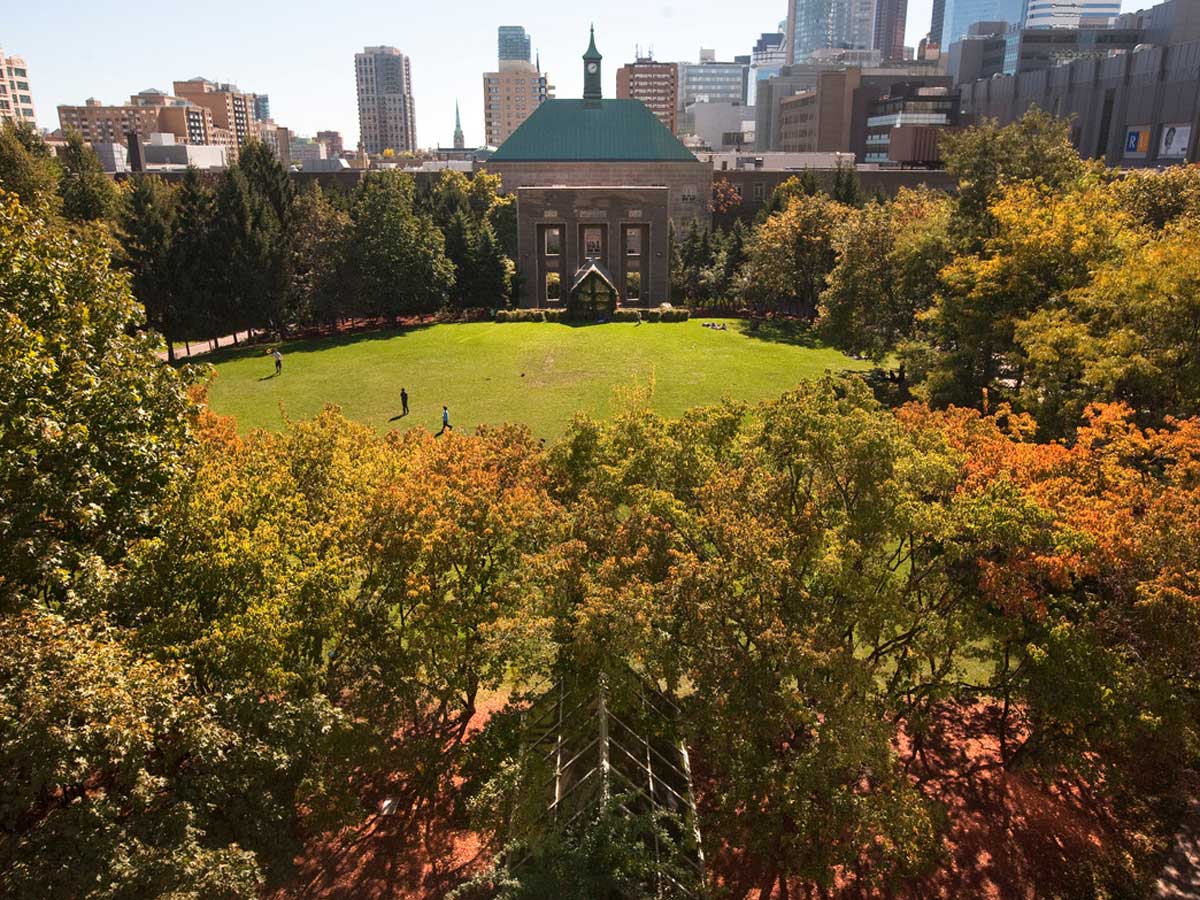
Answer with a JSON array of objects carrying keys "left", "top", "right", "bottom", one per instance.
[{"left": 494, "top": 306, "right": 689, "bottom": 323}]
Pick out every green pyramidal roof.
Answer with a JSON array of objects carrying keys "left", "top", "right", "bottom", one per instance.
[{"left": 489, "top": 99, "right": 698, "bottom": 163}]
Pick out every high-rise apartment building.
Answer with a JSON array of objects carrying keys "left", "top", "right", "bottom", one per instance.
[
  {"left": 787, "top": 0, "right": 879, "bottom": 62},
  {"left": 57, "top": 90, "right": 234, "bottom": 153},
  {"left": 254, "top": 94, "right": 271, "bottom": 121},
  {"left": 616, "top": 56, "right": 679, "bottom": 132},
  {"left": 874, "top": 0, "right": 910, "bottom": 59},
  {"left": 355, "top": 46, "right": 417, "bottom": 154},
  {"left": 0, "top": 47, "right": 35, "bottom": 128},
  {"left": 172, "top": 78, "right": 259, "bottom": 148},
  {"left": 482, "top": 56, "right": 552, "bottom": 148},
  {"left": 498, "top": 26, "right": 532, "bottom": 62}
]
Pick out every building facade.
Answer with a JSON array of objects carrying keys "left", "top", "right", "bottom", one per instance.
[
  {"left": 254, "top": 94, "right": 270, "bottom": 121},
  {"left": 929, "top": 0, "right": 947, "bottom": 50},
  {"left": 863, "top": 83, "right": 960, "bottom": 164},
  {"left": 316, "top": 130, "right": 344, "bottom": 157},
  {"left": 682, "top": 101, "right": 754, "bottom": 149},
  {"left": 941, "top": 0, "right": 1025, "bottom": 47},
  {"left": 0, "top": 47, "right": 35, "bottom": 128},
  {"left": 787, "top": 0, "right": 879, "bottom": 63},
  {"left": 1024, "top": 0, "right": 1121, "bottom": 27},
  {"left": 960, "top": 0, "right": 1200, "bottom": 167},
  {"left": 498, "top": 26, "right": 532, "bottom": 62},
  {"left": 874, "top": 0, "right": 910, "bottom": 60},
  {"left": 615, "top": 57, "right": 679, "bottom": 132},
  {"left": 172, "top": 78, "right": 259, "bottom": 148},
  {"left": 680, "top": 53, "right": 749, "bottom": 108},
  {"left": 57, "top": 90, "right": 232, "bottom": 151},
  {"left": 483, "top": 59, "right": 552, "bottom": 147},
  {"left": 355, "top": 46, "right": 417, "bottom": 154}
]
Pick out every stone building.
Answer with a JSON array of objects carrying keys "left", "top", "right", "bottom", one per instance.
[
  {"left": 485, "top": 27, "right": 711, "bottom": 229},
  {"left": 488, "top": 27, "right": 704, "bottom": 310}
]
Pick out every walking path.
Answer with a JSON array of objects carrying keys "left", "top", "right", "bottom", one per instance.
[
  {"left": 158, "top": 330, "right": 254, "bottom": 361},
  {"left": 1157, "top": 796, "right": 1200, "bottom": 899}
]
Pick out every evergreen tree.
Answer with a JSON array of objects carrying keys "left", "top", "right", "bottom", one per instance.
[
  {"left": 211, "top": 168, "right": 279, "bottom": 333},
  {"left": 469, "top": 221, "right": 510, "bottom": 307},
  {"left": 443, "top": 206, "right": 475, "bottom": 308},
  {"left": 117, "top": 175, "right": 178, "bottom": 360},
  {"left": 236, "top": 139, "right": 296, "bottom": 228},
  {"left": 168, "top": 169, "right": 219, "bottom": 342},
  {"left": 57, "top": 129, "right": 119, "bottom": 223},
  {"left": 830, "top": 162, "right": 862, "bottom": 206}
]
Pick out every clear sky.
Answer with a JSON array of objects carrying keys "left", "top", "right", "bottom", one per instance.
[{"left": 8, "top": 0, "right": 1146, "bottom": 151}]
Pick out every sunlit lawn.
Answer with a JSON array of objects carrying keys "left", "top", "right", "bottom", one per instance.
[{"left": 202, "top": 317, "right": 874, "bottom": 439}]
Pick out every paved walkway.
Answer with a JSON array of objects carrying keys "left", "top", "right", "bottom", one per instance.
[
  {"left": 1157, "top": 797, "right": 1200, "bottom": 899},
  {"left": 159, "top": 330, "right": 254, "bottom": 361}
]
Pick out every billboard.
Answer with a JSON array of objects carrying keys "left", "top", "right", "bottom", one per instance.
[
  {"left": 1124, "top": 126, "right": 1151, "bottom": 158},
  {"left": 1159, "top": 124, "right": 1191, "bottom": 159}
]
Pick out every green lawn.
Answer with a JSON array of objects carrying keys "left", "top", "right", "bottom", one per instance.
[{"left": 203, "top": 318, "right": 873, "bottom": 438}]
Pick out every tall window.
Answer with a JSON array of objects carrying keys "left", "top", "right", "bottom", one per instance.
[
  {"left": 624, "top": 227, "right": 642, "bottom": 256},
  {"left": 544, "top": 227, "right": 562, "bottom": 256},
  {"left": 583, "top": 227, "right": 602, "bottom": 258}
]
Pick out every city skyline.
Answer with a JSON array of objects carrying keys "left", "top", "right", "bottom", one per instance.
[{"left": 10, "top": 0, "right": 1146, "bottom": 150}]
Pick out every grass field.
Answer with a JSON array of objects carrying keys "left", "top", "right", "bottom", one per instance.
[{"left": 203, "top": 318, "right": 873, "bottom": 438}]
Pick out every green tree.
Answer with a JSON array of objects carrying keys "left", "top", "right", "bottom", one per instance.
[
  {"left": 743, "top": 192, "right": 849, "bottom": 316},
  {"left": 166, "top": 169, "right": 219, "bottom": 343},
  {"left": 470, "top": 220, "right": 511, "bottom": 307},
  {"left": 443, "top": 205, "right": 475, "bottom": 308},
  {"left": 211, "top": 167, "right": 279, "bottom": 332},
  {"left": 117, "top": 175, "right": 178, "bottom": 359},
  {"left": 57, "top": 128, "right": 119, "bottom": 223},
  {"left": 0, "top": 193, "right": 197, "bottom": 611},
  {"left": 288, "top": 182, "right": 351, "bottom": 326},
  {"left": 349, "top": 171, "right": 454, "bottom": 316},
  {"left": 0, "top": 121, "right": 60, "bottom": 213}
]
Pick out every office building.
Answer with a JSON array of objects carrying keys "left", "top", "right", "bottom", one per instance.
[
  {"left": 355, "top": 46, "right": 417, "bottom": 154},
  {"left": 680, "top": 52, "right": 749, "bottom": 108},
  {"left": 1024, "top": 0, "right": 1121, "bottom": 27},
  {"left": 288, "top": 136, "right": 327, "bottom": 166},
  {"left": 863, "top": 83, "right": 960, "bottom": 164},
  {"left": 929, "top": 0, "right": 947, "bottom": 50},
  {"left": 483, "top": 57, "right": 552, "bottom": 147},
  {"left": 681, "top": 101, "right": 754, "bottom": 149},
  {"left": 941, "top": 0, "right": 1025, "bottom": 47},
  {"left": 498, "top": 26, "right": 532, "bottom": 62},
  {"left": 316, "top": 130, "right": 343, "bottom": 157},
  {"left": 616, "top": 56, "right": 680, "bottom": 132},
  {"left": 945, "top": 22, "right": 1010, "bottom": 83},
  {"left": 787, "top": 0, "right": 879, "bottom": 62},
  {"left": 960, "top": 0, "right": 1200, "bottom": 167},
  {"left": 254, "top": 94, "right": 270, "bottom": 121},
  {"left": 999, "top": 24, "right": 1143, "bottom": 73},
  {"left": 171, "top": 78, "right": 259, "bottom": 156},
  {"left": 0, "top": 47, "right": 35, "bottom": 128},
  {"left": 874, "top": 0, "right": 910, "bottom": 60}
]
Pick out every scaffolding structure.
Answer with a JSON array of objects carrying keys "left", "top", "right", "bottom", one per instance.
[{"left": 507, "top": 666, "right": 706, "bottom": 897}]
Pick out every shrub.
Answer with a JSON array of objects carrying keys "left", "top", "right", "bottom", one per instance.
[
  {"left": 642, "top": 308, "right": 661, "bottom": 323},
  {"left": 495, "top": 308, "right": 547, "bottom": 323},
  {"left": 544, "top": 308, "right": 563, "bottom": 322},
  {"left": 659, "top": 307, "right": 690, "bottom": 322},
  {"left": 613, "top": 308, "right": 641, "bottom": 323}
]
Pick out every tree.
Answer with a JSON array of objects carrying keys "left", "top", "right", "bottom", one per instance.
[
  {"left": 210, "top": 168, "right": 279, "bottom": 332},
  {"left": 166, "top": 168, "right": 219, "bottom": 343},
  {"left": 819, "top": 187, "right": 952, "bottom": 371},
  {"left": 470, "top": 220, "right": 511, "bottom": 307},
  {"left": 117, "top": 175, "right": 178, "bottom": 359},
  {"left": 829, "top": 160, "right": 862, "bottom": 205},
  {"left": 288, "top": 182, "right": 351, "bottom": 326},
  {"left": 743, "top": 193, "right": 849, "bottom": 316},
  {"left": 941, "top": 107, "right": 1087, "bottom": 245},
  {"left": 0, "top": 612, "right": 264, "bottom": 899},
  {"left": 443, "top": 206, "right": 475, "bottom": 308},
  {"left": 710, "top": 176, "right": 742, "bottom": 214},
  {"left": 57, "top": 128, "right": 119, "bottom": 224},
  {"left": 0, "top": 122, "right": 60, "bottom": 213},
  {"left": 349, "top": 171, "right": 454, "bottom": 316},
  {"left": 0, "top": 193, "right": 197, "bottom": 611}
]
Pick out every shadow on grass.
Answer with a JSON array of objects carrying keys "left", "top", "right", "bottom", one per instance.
[
  {"left": 735, "top": 318, "right": 824, "bottom": 348},
  {"left": 171, "top": 321, "right": 439, "bottom": 368}
]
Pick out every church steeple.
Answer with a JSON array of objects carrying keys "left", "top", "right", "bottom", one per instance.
[
  {"left": 453, "top": 101, "right": 464, "bottom": 149},
  {"left": 583, "top": 25, "right": 602, "bottom": 102}
]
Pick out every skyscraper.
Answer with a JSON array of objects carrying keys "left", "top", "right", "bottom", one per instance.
[
  {"left": 498, "top": 26, "right": 532, "bottom": 62},
  {"left": 786, "top": 0, "right": 879, "bottom": 63},
  {"left": 254, "top": 94, "right": 270, "bottom": 121},
  {"left": 1023, "top": 0, "right": 1120, "bottom": 28},
  {"left": 355, "top": 46, "right": 417, "bottom": 154},
  {"left": 929, "top": 0, "right": 947, "bottom": 48},
  {"left": 483, "top": 36, "right": 552, "bottom": 147},
  {"left": 941, "top": 0, "right": 1024, "bottom": 46},
  {"left": 617, "top": 55, "right": 679, "bottom": 132},
  {"left": 0, "top": 47, "right": 36, "bottom": 128},
  {"left": 873, "top": 0, "right": 909, "bottom": 59}
]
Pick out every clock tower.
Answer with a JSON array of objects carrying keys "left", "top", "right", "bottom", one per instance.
[{"left": 583, "top": 25, "right": 602, "bottom": 102}]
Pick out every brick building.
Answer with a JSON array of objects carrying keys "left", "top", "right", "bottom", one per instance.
[{"left": 616, "top": 57, "right": 679, "bottom": 133}]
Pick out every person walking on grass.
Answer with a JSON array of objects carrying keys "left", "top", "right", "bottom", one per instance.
[
  {"left": 439, "top": 405, "right": 452, "bottom": 435},
  {"left": 273, "top": 348, "right": 282, "bottom": 375},
  {"left": 401, "top": 387, "right": 409, "bottom": 417}
]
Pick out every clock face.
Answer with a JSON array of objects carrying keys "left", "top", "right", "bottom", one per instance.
[{"left": 587, "top": 62, "right": 598, "bottom": 73}]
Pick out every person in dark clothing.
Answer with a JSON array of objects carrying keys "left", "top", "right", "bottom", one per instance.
[{"left": 401, "top": 387, "right": 409, "bottom": 417}]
